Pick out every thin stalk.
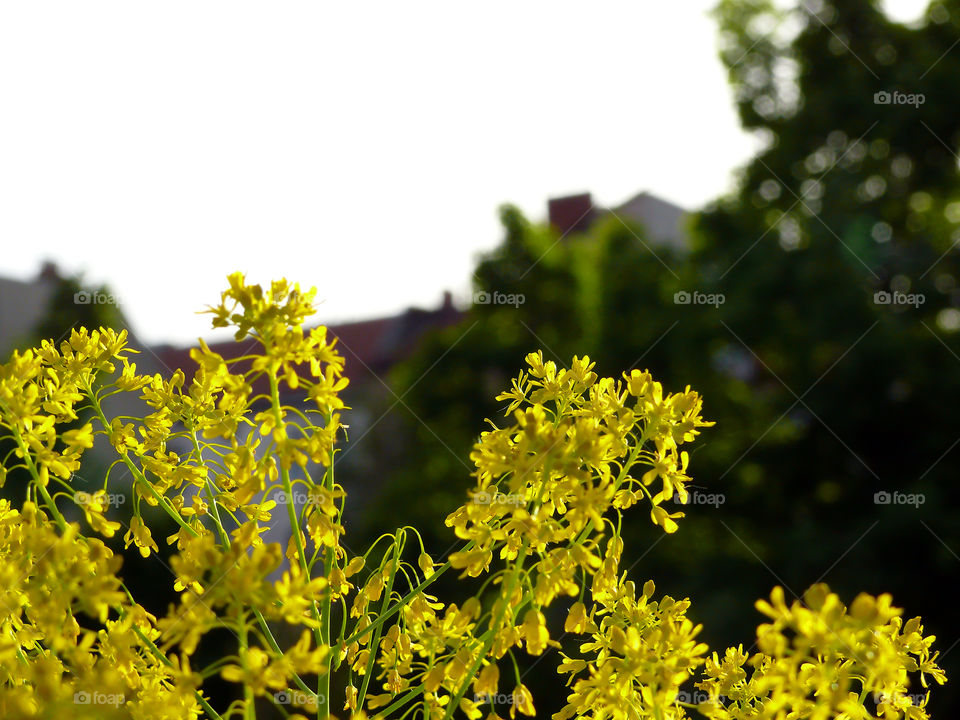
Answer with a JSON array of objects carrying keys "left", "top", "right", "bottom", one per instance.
[
  {"left": 318, "top": 459, "right": 336, "bottom": 718},
  {"left": 356, "top": 535, "right": 403, "bottom": 710},
  {"left": 82, "top": 381, "right": 198, "bottom": 537},
  {"left": 339, "top": 547, "right": 466, "bottom": 650},
  {"left": 238, "top": 613, "right": 255, "bottom": 720},
  {"left": 253, "top": 609, "right": 317, "bottom": 698},
  {"left": 268, "top": 374, "right": 327, "bottom": 716},
  {"left": 128, "top": 618, "right": 225, "bottom": 720},
  {"left": 191, "top": 429, "right": 230, "bottom": 546},
  {"left": 443, "top": 543, "right": 530, "bottom": 720}
]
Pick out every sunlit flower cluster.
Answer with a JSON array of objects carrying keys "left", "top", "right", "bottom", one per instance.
[
  {"left": 696, "top": 585, "right": 945, "bottom": 720},
  {"left": 0, "top": 499, "right": 202, "bottom": 720},
  {"left": 0, "top": 274, "right": 945, "bottom": 719},
  {"left": 555, "top": 545, "right": 708, "bottom": 720}
]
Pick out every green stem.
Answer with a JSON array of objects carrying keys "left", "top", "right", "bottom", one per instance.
[
  {"left": 338, "top": 547, "right": 465, "bottom": 651},
  {"left": 35, "top": 471, "right": 69, "bottom": 532},
  {"left": 356, "top": 535, "right": 402, "bottom": 711},
  {"left": 82, "top": 381, "right": 198, "bottom": 538},
  {"left": 0, "top": 406, "right": 70, "bottom": 532},
  {"left": 237, "top": 613, "right": 255, "bottom": 720},
  {"left": 318, "top": 454, "right": 336, "bottom": 719},
  {"left": 191, "top": 429, "right": 230, "bottom": 546},
  {"left": 253, "top": 609, "right": 317, "bottom": 698},
  {"left": 268, "top": 373, "right": 327, "bottom": 716},
  {"left": 443, "top": 543, "right": 529, "bottom": 720},
  {"left": 376, "top": 685, "right": 425, "bottom": 718},
  {"left": 128, "top": 617, "right": 225, "bottom": 720}
]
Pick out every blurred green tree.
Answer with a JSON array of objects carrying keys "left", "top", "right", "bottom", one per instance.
[
  {"left": 351, "top": 1, "right": 960, "bottom": 715},
  {"left": 29, "top": 275, "right": 126, "bottom": 347}
]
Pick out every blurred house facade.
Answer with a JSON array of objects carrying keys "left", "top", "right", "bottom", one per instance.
[
  {"left": 548, "top": 190, "right": 688, "bottom": 250},
  {"left": 0, "top": 191, "right": 686, "bottom": 366},
  {"left": 0, "top": 262, "right": 63, "bottom": 359}
]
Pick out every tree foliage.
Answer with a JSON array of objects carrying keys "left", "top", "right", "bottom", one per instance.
[{"left": 366, "top": 1, "right": 960, "bottom": 714}]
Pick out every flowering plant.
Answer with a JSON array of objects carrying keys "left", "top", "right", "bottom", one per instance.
[{"left": 0, "top": 275, "right": 945, "bottom": 719}]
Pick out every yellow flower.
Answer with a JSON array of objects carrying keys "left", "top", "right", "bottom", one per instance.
[
  {"left": 474, "top": 662, "right": 500, "bottom": 700},
  {"left": 124, "top": 515, "right": 158, "bottom": 558},
  {"left": 510, "top": 684, "right": 535, "bottom": 718},
  {"left": 521, "top": 609, "right": 551, "bottom": 655},
  {"left": 221, "top": 646, "right": 270, "bottom": 694},
  {"left": 650, "top": 504, "right": 684, "bottom": 534},
  {"left": 564, "top": 601, "right": 593, "bottom": 634},
  {"left": 62, "top": 422, "right": 94, "bottom": 450},
  {"left": 0, "top": 275, "right": 943, "bottom": 720}
]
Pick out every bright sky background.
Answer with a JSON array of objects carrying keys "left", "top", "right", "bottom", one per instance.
[{"left": 0, "top": 0, "right": 929, "bottom": 346}]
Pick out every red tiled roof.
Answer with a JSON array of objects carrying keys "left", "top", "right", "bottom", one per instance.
[{"left": 548, "top": 193, "right": 595, "bottom": 236}]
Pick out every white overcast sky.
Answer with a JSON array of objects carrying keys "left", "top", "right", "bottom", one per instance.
[{"left": 0, "top": 0, "right": 928, "bottom": 346}]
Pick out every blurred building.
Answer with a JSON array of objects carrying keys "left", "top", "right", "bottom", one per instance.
[
  {"left": 1, "top": 190, "right": 684, "bottom": 366},
  {"left": 0, "top": 187, "right": 689, "bottom": 568},
  {"left": 0, "top": 262, "right": 61, "bottom": 359},
  {"left": 548, "top": 190, "right": 689, "bottom": 251},
  {"left": 0, "top": 262, "right": 160, "bottom": 366}
]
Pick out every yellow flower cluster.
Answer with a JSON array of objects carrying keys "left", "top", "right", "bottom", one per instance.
[
  {"left": 556, "top": 550, "right": 708, "bottom": 720},
  {"left": 696, "top": 585, "right": 945, "bottom": 720},
  {"left": 449, "top": 350, "right": 713, "bottom": 575},
  {"left": 0, "top": 274, "right": 946, "bottom": 720},
  {"left": 0, "top": 274, "right": 348, "bottom": 719},
  {"left": 352, "top": 353, "right": 713, "bottom": 719},
  {"left": 0, "top": 499, "right": 203, "bottom": 720}
]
